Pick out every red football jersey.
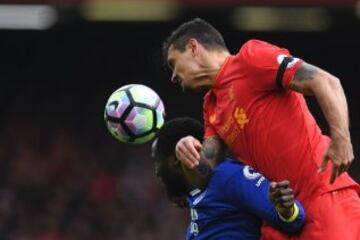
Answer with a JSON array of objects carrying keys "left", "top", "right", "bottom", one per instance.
[{"left": 203, "top": 39, "right": 358, "bottom": 206}]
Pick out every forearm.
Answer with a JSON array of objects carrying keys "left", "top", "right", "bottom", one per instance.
[
  {"left": 312, "top": 73, "right": 350, "bottom": 140},
  {"left": 289, "top": 63, "right": 350, "bottom": 140},
  {"left": 200, "top": 136, "right": 227, "bottom": 168},
  {"left": 290, "top": 62, "right": 354, "bottom": 180}
]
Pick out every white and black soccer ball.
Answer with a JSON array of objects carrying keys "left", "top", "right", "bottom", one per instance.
[{"left": 104, "top": 84, "right": 165, "bottom": 144}]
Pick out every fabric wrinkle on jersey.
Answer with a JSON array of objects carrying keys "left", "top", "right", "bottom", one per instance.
[
  {"left": 185, "top": 159, "right": 305, "bottom": 240},
  {"left": 202, "top": 39, "right": 360, "bottom": 239},
  {"left": 203, "top": 39, "right": 359, "bottom": 207}
]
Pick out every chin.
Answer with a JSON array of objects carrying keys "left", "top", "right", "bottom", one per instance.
[
  {"left": 182, "top": 86, "right": 191, "bottom": 93},
  {"left": 193, "top": 87, "right": 205, "bottom": 93},
  {"left": 184, "top": 87, "right": 205, "bottom": 94}
]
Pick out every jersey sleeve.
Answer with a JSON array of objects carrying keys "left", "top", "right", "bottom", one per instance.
[
  {"left": 239, "top": 40, "right": 303, "bottom": 91},
  {"left": 224, "top": 165, "right": 306, "bottom": 234}
]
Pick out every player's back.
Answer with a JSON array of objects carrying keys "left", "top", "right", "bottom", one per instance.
[
  {"left": 186, "top": 159, "right": 306, "bottom": 239},
  {"left": 186, "top": 160, "right": 262, "bottom": 240}
]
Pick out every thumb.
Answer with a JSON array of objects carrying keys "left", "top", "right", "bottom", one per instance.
[
  {"left": 269, "top": 182, "right": 277, "bottom": 194},
  {"left": 318, "top": 154, "right": 330, "bottom": 173},
  {"left": 193, "top": 139, "right": 202, "bottom": 150},
  {"left": 270, "top": 182, "right": 277, "bottom": 189},
  {"left": 268, "top": 182, "right": 278, "bottom": 204}
]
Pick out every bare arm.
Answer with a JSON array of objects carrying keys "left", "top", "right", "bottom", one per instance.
[
  {"left": 200, "top": 136, "right": 227, "bottom": 168},
  {"left": 288, "top": 62, "right": 354, "bottom": 183},
  {"left": 175, "top": 135, "right": 227, "bottom": 169}
]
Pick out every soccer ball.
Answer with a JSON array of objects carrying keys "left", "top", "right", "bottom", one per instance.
[{"left": 104, "top": 84, "right": 165, "bottom": 144}]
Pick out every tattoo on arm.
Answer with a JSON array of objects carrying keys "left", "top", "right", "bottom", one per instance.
[
  {"left": 200, "top": 136, "right": 227, "bottom": 167},
  {"left": 294, "top": 63, "right": 317, "bottom": 81},
  {"left": 289, "top": 62, "right": 318, "bottom": 94}
]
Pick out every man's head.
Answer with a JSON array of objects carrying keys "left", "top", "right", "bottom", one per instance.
[
  {"left": 152, "top": 117, "right": 208, "bottom": 207},
  {"left": 163, "top": 18, "right": 228, "bottom": 92}
]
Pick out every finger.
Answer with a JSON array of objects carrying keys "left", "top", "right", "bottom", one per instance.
[
  {"left": 268, "top": 182, "right": 278, "bottom": 200},
  {"left": 329, "top": 164, "right": 339, "bottom": 184},
  {"left": 176, "top": 148, "right": 197, "bottom": 168},
  {"left": 318, "top": 155, "right": 329, "bottom": 173},
  {"left": 279, "top": 195, "right": 294, "bottom": 204},
  {"left": 343, "top": 159, "right": 351, "bottom": 173},
  {"left": 273, "top": 189, "right": 293, "bottom": 205},
  {"left": 275, "top": 180, "right": 290, "bottom": 189},
  {"left": 177, "top": 142, "right": 199, "bottom": 165},
  {"left": 343, "top": 162, "right": 351, "bottom": 173},
  {"left": 184, "top": 141, "right": 201, "bottom": 164},
  {"left": 193, "top": 139, "right": 203, "bottom": 150},
  {"left": 269, "top": 182, "right": 278, "bottom": 191},
  {"left": 269, "top": 188, "right": 280, "bottom": 204},
  {"left": 344, "top": 154, "right": 354, "bottom": 173},
  {"left": 337, "top": 163, "right": 347, "bottom": 177},
  {"left": 176, "top": 150, "right": 192, "bottom": 168},
  {"left": 274, "top": 191, "right": 294, "bottom": 205},
  {"left": 340, "top": 156, "right": 353, "bottom": 175},
  {"left": 270, "top": 189, "right": 283, "bottom": 204},
  {"left": 279, "top": 188, "right": 293, "bottom": 196}
]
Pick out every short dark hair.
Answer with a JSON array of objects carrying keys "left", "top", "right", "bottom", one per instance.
[
  {"left": 155, "top": 117, "right": 204, "bottom": 158},
  {"left": 162, "top": 18, "right": 228, "bottom": 65}
]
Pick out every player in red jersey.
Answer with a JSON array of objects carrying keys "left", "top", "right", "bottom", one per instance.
[{"left": 162, "top": 18, "right": 360, "bottom": 239}]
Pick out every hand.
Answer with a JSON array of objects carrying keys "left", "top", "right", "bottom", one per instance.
[
  {"left": 269, "top": 180, "right": 295, "bottom": 219},
  {"left": 319, "top": 137, "right": 354, "bottom": 184},
  {"left": 175, "top": 136, "right": 202, "bottom": 169}
]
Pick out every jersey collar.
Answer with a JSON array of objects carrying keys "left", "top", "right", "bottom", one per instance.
[
  {"left": 213, "top": 55, "right": 232, "bottom": 89},
  {"left": 189, "top": 188, "right": 201, "bottom": 196}
]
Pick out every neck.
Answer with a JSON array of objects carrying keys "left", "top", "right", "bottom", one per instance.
[
  {"left": 182, "top": 163, "right": 211, "bottom": 192},
  {"left": 197, "top": 50, "right": 231, "bottom": 89}
]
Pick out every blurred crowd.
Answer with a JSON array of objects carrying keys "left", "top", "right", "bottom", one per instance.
[
  {"left": 0, "top": 116, "right": 188, "bottom": 240},
  {"left": 0, "top": 110, "right": 358, "bottom": 240}
]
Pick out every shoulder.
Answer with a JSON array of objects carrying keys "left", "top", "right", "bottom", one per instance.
[
  {"left": 213, "top": 159, "right": 265, "bottom": 185},
  {"left": 240, "top": 39, "right": 282, "bottom": 53},
  {"left": 212, "top": 159, "right": 245, "bottom": 182},
  {"left": 210, "top": 160, "right": 268, "bottom": 199},
  {"left": 239, "top": 39, "right": 289, "bottom": 60},
  {"left": 215, "top": 158, "right": 243, "bottom": 170}
]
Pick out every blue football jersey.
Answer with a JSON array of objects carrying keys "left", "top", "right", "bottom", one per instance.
[{"left": 186, "top": 159, "right": 305, "bottom": 240}]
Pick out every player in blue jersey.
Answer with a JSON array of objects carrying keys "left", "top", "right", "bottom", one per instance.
[{"left": 152, "top": 117, "right": 305, "bottom": 239}]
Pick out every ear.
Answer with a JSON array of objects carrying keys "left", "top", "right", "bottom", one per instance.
[
  {"left": 151, "top": 139, "right": 158, "bottom": 159},
  {"left": 187, "top": 38, "right": 200, "bottom": 57}
]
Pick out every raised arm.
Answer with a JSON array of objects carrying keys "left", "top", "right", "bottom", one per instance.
[
  {"left": 175, "top": 135, "right": 227, "bottom": 169},
  {"left": 288, "top": 62, "right": 354, "bottom": 183}
]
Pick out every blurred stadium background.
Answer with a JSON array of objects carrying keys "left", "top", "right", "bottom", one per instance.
[{"left": 0, "top": 0, "right": 359, "bottom": 239}]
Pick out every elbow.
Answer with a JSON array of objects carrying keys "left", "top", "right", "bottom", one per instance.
[
  {"left": 325, "top": 75, "right": 343, "bottom": 95},
  {"left": 310, "top": 73, "right": 341, "bottom": 96},
  {"left": 327, "top": 75, "right": 341, "bottom": 88}
]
